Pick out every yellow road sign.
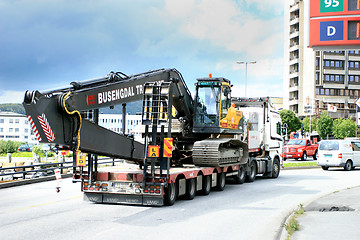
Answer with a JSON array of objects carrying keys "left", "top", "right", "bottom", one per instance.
[
  {"left": 148, "top": 145, "right": 160, "bottom": 158},
  {"left": 76, "top": 151, "right": 87, "bottom": 166}
]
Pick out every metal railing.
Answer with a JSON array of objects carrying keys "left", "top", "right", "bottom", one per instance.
[{"left": 0, "top": 158, "right": 122, "bottom": 180}]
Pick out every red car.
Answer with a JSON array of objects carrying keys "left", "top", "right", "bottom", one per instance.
[{"left": 283, "top": 139, "right": 319, "bottom": 161}]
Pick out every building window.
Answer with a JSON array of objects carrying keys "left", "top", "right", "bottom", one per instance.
[
  {"left": 15, "top": 119, "right": 20, "bottom": 124},
  {"left": 0, "top": 119, "right": 4, "bottom": 123},
  {"left": 9, "top": 128, "right": 13, "bottom": 132},
  {"left": 15, "top": 128, "right": 19, "bottom": 132},
  {"left": 0, "top": 128, "right": 3, "bottom": 132},
  {"left": 9, "top": 119, "right": 13, "bottom": 123}
]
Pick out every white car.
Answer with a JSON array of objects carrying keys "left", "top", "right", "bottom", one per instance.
[{"left": 317, "top": 139, "right": 360, "bottom": 171}]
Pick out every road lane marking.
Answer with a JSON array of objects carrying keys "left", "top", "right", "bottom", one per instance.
[{"left": 4, "top": 195, "right": 82, "bottom": 214}]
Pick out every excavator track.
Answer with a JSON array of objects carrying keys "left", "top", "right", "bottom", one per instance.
[{"left": 192, "top": 138, "right": 249, "bottom": 167}]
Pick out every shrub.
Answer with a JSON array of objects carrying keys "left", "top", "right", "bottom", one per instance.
[{"left": 0, "top": 140, "right": 23, "bottom": 154}]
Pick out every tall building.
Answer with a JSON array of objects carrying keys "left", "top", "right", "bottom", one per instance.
[
  {"left": 0, "top": 112, "right": 38, "bottom": 143},
  {"left": 284, "top": 0, "right": 360, "bottom": 119}
]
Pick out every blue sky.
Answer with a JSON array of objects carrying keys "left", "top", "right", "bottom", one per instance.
[{"left": 0, "top": 0, "right": 284, "bottom": 104}]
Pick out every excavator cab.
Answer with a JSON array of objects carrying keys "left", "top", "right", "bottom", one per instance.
[{"left": 193, "top": 76, "right": 244, "bottom": 134}]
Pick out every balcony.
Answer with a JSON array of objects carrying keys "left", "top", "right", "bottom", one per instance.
[
  {"left": 289, "top": 30, "right": 299, "bottom": 39},
  {"left": 323, "top": 54, "right": 345, "bottom": 60},
  {"left": 289, "top": 58, "right": 299, "bottom": 66}
]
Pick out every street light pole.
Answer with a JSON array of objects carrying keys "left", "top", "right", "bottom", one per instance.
[{"left": 237, "top": 61, "right": 256, "bottom": 97}]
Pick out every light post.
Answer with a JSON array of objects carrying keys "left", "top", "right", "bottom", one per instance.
[{"left": 236, "top": 61, "right": 256, "bottom": 97}]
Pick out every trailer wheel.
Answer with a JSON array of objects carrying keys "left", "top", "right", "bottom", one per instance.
[
  {"left": 271, "top": 158, "right": 280, "bottom": 179},
  {"left": 200, "top": 175, "right": 211, "bottom": 195},
  {"left": 164, "top": 182, "right": 177, "bottom": 206},
  {"left": 246, "top": 161, "right": 257, "bottom": 182},
  {"left": 185, "top": 178, "right": 196, "bottom": 200},
  {"left": 216, "top": 172, "right": 226, "bottom": 191},
  {"left": 233, "top": 165, "right": 246, "bottom": 184}
]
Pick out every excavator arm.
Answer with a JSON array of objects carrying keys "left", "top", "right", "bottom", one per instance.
[{"left": 23, "top": 68, "right": 194, "bottom": 161}]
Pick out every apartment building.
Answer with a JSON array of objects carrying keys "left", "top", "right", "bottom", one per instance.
[
  {"left": 0, "top": 112, "right": 37, "bottom": 143},
  {"left": 284, "top": 0, "right": 360, "bottom": 119}
]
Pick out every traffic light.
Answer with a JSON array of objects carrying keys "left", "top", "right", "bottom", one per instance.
[{"left": 301, "top": 126, "right": 305, "bottom": 137}]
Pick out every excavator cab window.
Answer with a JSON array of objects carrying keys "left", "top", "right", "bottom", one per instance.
[
  {"left": 194, "top": 84, "right": 220, "bottom": 127},
  {"left": 220, "top": 86, "right": 231, "bottom": 119}
]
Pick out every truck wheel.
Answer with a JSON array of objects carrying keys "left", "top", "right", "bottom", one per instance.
[
  {"left": 233, "top": 165, "right": 246, "bottom": 184},
  {"left": 185, "top": 178, "right": 196, "bottom": 200},
  {"left": 271, "top": 158, "right": 280, "bottom": 178},
  {"left": 200, "top": 175, "right": 211, "bottom": 195},
  {"left": 164, "top": 182, "right": 177, "bottom": 206},
  {"left": 216, "top": 172, "right": 226, "bottom": 191},
  {"left": 301, "top": 152, "right": 307, "bottom": 161},
  {"left": 344, "top": 160, "right": 353, "bottom": 171},
  {"left": 246, "top": 161, "right": 257, "bottom": 182},
  {"left": 321, "top": 166, "right": 329, "bottom": 170}
]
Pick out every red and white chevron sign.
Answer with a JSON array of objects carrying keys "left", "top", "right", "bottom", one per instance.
[
  {"left": 27, "top": 115, "right": 42, "bottom": 142},
  {"left": 37, "top": 113, "right": 55, "bottom": 142}
]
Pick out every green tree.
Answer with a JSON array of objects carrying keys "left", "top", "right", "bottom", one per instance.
[
  {"left": 301, "top": 117, "right": 317, "bottom": 134},
  {"left": 280, "top": 109, "right": 301, "bottom": 135},
  {"left": 316, "top": 111, "right": 333, "bottom": 139},
  {"left": 0, "top": 140, "right": 22, "bottom": 154},
  {"left": 332, "top": 118, "right": 356, "bottom": 139}
]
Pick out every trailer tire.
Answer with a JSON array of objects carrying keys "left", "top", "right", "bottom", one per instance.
[
  {"left": 271, "top": 158, "right": 280, "bottom": 179},
  {"left": 200, "top": 175, "right": 211, "bottom": 195},
  {"left": 216, "top": 172, "right": 226, "bottom": 191},
  {"left": 233, "top": 165, "right": 246, "bottom": 184},
  {"left": 164, "top": 182, "right": 177, "bottom": 206},
  {"left": 185, "top": 178, "right": 196, "bottom": 200},
  {"left": 246, "top": 161, "right": 257, "bottom": 182}
]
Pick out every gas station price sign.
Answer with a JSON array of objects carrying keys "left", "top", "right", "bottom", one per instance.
[{"left": 310, "top": 0, "right": 360, "bottom": 48}]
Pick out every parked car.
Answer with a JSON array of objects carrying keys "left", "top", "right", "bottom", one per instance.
[
  {"left": 17, "top": 144, "right": 32, "bottom": 152},
  {"left": 282, "top": 139, "right": 319, "bottom": 161},
  {"left": 317, "top": 139, "right": 360, "bottom": 171}
]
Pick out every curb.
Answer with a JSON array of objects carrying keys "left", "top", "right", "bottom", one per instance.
[
  {"left": 276, "top": 184, "right": 360, "bottom": 240},
  {"left": 0, "top": 173, "right": 73, "bottom": 189}
]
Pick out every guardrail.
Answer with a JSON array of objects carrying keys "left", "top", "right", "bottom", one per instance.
[{"left": 0, "top": 158, "right": 122, "bottom": 181}]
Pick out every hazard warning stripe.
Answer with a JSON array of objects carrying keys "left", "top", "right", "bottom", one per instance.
[
  {"left": 37, "top": 113, "right": 55, "bottom": 142},
  {"left": 27, "top": 115, "right": 42, "bottom": 142},
  {"left": 163, "top": 138, "right": 173, "bottom": 158}
]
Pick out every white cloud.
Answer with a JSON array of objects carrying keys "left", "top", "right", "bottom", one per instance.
[
  {"left": 173, "top": 0, "right": 284, "bottom": 58},
  {"left": 0, "top": 90, "right": 24, "bottom": 104}
]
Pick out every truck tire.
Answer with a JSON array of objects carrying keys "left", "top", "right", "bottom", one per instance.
[
  {"left": 246, "top": 161, "right": 257, "bottom": 182},
  {"left": 321, "top": 166, "right": 329, "bottom": 170},
  {"left": 344, "top": 160, "right": 353, "bottom": 171},
  {"left": 200, "top": 175, "right": 211, "bottom": 195},
  {"left": 164, "top": 182, "right": 177, "bottom": 206},
  {"left": 216, "top": 172, "right": 226, "bottom": 191},
  {"left": 233, "top": 165, "right": 246, "bottom": 184},
  {"left": 301, "top": 152, "right": 307, "bottom": 161},
  {"left": 185, "top": 178, "right": 196, "bottom": 200},
  {"left": 271, "top": 158, "right": 280, "bottom": 179}
]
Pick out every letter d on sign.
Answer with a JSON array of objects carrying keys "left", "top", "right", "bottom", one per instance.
[
  {"left": 320, "top": 21, "right": 343, "bottom": 41},
  {"left": 327, "top": 26, "right": 336, "bottom": 36}
]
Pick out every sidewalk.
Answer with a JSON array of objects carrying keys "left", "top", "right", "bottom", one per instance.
[{"left": 289, "top": 186, "right": 360, "bottom": 240}]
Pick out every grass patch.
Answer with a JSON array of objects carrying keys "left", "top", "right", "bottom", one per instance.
[
  {"left": 283, "top": 204, "right": 305, "bottom": 239},
  {"left": 283, "top": 161, "right": 318, "bottom": 168},
  {"left": 0, "top": 152, "right": 33, "bottom": 158}
]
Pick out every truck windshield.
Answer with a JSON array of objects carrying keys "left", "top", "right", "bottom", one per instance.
[
  {"left": 319, "top": 141, "right": 339, "bottom": 150},
  {"left": 287, "top": 139, "right": 305, "bottom": 145}
]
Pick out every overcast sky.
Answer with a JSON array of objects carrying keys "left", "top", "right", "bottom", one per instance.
[{"left": 0, "top": 0, "right": 284, "bottom": 104}]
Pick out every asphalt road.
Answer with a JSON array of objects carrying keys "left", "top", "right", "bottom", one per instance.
[{"left": 1, "top": 168, "right": 359, "bottom": 240}]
